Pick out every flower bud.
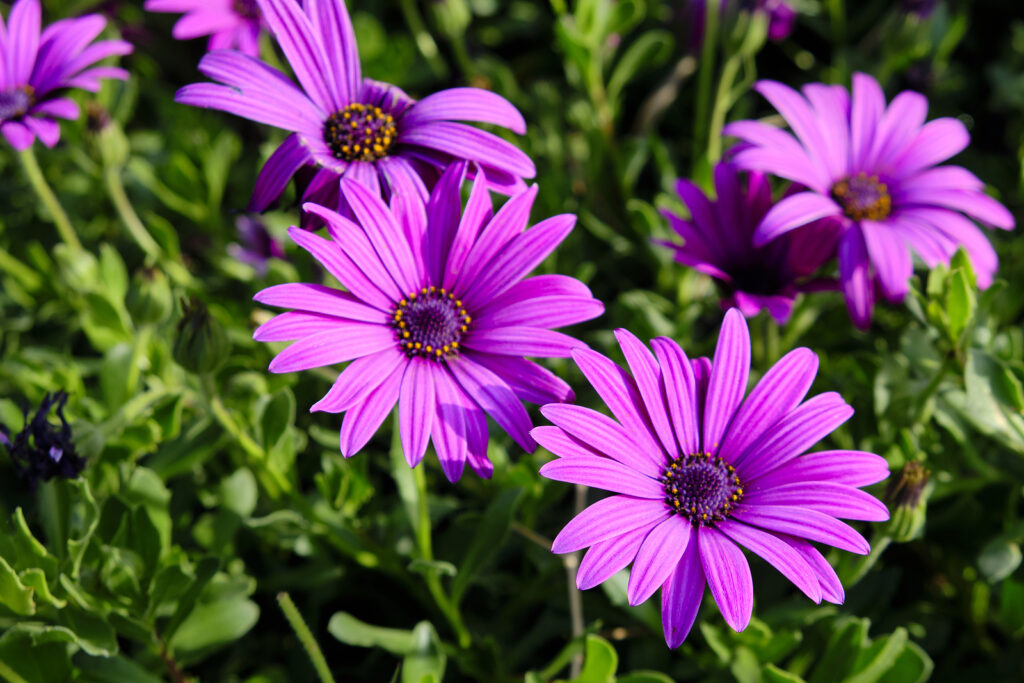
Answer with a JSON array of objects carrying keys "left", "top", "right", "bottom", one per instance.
[
  {"left": 173, "top": 298, "right": 230, "bottom": 374},
  {"left": 883, "top": 461, "right": 931, "bottom": 542},
  {"left": 125, "top": 267, "right": 173, "bottom": 326}
]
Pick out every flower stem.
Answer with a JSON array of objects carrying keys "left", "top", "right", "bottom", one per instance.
[
  {"left": 105, "top": 166, "right": 163, "bottom": 263},
  {"left": 277, "top": 592, "right": 336, "bottom": 683},
  {"left": 693, "top": 0, "right": 720, "bottom": 182},
  {"left": 412, "top": 464, "right": 471, "bottom": 648},
  {"left": 566, "top": 484, "right": 587, "bottom": 679},
  {"left": 18, "top": 147, "right": 82, "bottom": 253}
]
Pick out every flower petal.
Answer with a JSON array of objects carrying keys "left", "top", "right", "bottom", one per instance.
[
  {"left": 751, "top": 450, "right": 890, "bottom": 489},
  {"left": 551, "top": 495, "right": 669, "bottom": 554},
  {"left": 754, "top": 192, "right": 841, "bottom": 247},
  {"left": 448, "top": 353, "right": 535, "bottom": 451},
  {"left": 661, "top": 542, "right": 706, "bottom": 648},
  {"left": 399, "top": 359, "right": 435, "bottom": 468},
  {"left": 540, "top": 404, "right": 663, "bottom": 477},
  {"left": 703, "top": 309, "right": 751, "bottom": 457},
  {"left": 540, "top": 456, "right": 664, "bottom": 499},
  {"left": 698, "top": 526, "right": 753, "bottom": 632},
  {"left": 650, "top": 337, "right": 700, "bottom": 455},
  {"left": 254, "top": 282, "right": 387, "bottom": 322},
  {"left": 615, "top": 329, "right": 677, "bottom": 458},
  {"left": 838, "top": 226, "right": 874, "bottom": 330},
  {"left": 628, "top": 515, "right": 692, "bottom": 606},
  {"left": 745, "top": 482, "right": 890, "bottom": 521},
  {"left": 577, "top": 521, "right": 660, "bottom": 590},
  {"left": 717, "top": 519, "right": 821, "bottom": 603},
  {"left": 734, "top": 505, "right": 870, "bottom": 554},
  {"left": 310, "top": 349, "right": 406, "bottom": 413},
  {"left": 339, "top": 360, "right": 404, "bottom": 456},
  {"left": 268, "top": 323, "right": 395, "bottom": 373},
  {"left": 402, "top": 87, "right": 527, "bottom": 135}
]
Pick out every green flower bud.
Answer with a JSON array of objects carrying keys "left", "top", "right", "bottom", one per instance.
[
  {"left": 430, "top": 0, "right": 471, "bottom": 39},
  {"left": 173, "top": 298, "right": 230, "bottom": 375},
  {"left": 883, "top": 461, "right": 931, "bottom": 542},
  {"left": 125, "top": 267, "right": 173, "bottom": 326}
]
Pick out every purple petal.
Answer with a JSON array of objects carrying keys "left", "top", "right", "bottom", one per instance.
[
  {"left": 577, "top": 521, "right": 660, "bottom": 590},
  {"left": 754, "top": 192, "right": 841, "bottom": 247},
  {"left": 751, "top": 450, "right": 890, "bottom": 489},
  {"left": 532, "top": 426, "right": 604, "bottom": 459},
  {"left": 745, "top": 482, "right": 889, "bottom": 521},
  {"left": 29, "top": 97, "right": 79, "bottom": 119},
  {"left": 718, "top": 347, "right": 818, "bottom": 463},
  {"left": 455, "top": 184, "right": 537, "bottom": 294},
  {"left": 402, "top": 87, "right": 527, "bottom": 134},
  {"left": 475, "top": 296, "right": 603, "bottom": 330},
  {"left": 306, "top": 0, "right": 360, "bottom": 106},
  {"left": 650, "top": 337, "right": 700, "bottom": 455},
  {"left": 268, "top": 323, "right": 395, "bottom": 373},
  {"left": 254, "top": 282, "right": 386, "bottom": 322},
  {"left": 900, "top": 187, "right": 1015, "bottom": 230},
  {"left": 286, "top": 223, "right": 394, "bottom": 311},
  {"left": 661, "top": 542, "right": 706, "bottom": 648},
  {"left": 540, "top": 404, "right": 664, "bottom": 477},
  {"left": 463, "top": 326, "right": 585, "bottom": 358},
  {"left": 571, "top": 347, "right": 665, "bottom": 458},
  {"left": 8, "top": 0, "right": 41, "bottom": 86},
  {"left": 399, "top": 121, "right": 536, "bottom": 179},
  {"left": 734, "top": 505, "right": 870, "bottom": 555},
  {"left": 888, "top": 117, "right": 969, "bottom": 177},
  {"left": 22, "top": 116, "right": 58, "bottom": 147},
  {"left": 733, "top": 392, "right": 854, "bottom": 480},
  {"left": 253, "top": 310, "right": 346, "bottom": 342},
  {"left": 866, "top": 90, "right": 929, "bottom": 170},
  {"left": 399, "top": 359, "right": 435, "bottom": 468},
  {"left": 782, "top": 535, "right": 845, "bottom": 604},
  {"left": 703, "top": 309, "right": 751, "bottom": 457},
  {"left": 442, "top": 170, "right": 494, "bottom": 290},
  {"left": 310, "top": 349, "right": 406, "bottom": 413},
  {"left": 448, "top": 353, "right": 535, "bottom": 452},
  {"left": 473, "top": 353, "right": 573, "bottom": 405},
  {"left": 340, "top": 177, "right": 421, "bottom": 294},
  {"left": 849, "top": 72, "right": 885, "bottom": 171},
  {"left": 615, "top": 329, "right": 677, "bottom": 458},
  {"left": 838, "top": 225, "right": 874, "bottom": 330},
  {"left": 861, "top": 219, "right": 912, "bottom": 302},
  {"left": 717, "top": 519, "right": 821, "bottom": 603},
  {"left": 628, "top": 515, "right": 692, "bottom": 606},
  {"left": 698, "top": 526, "right": 753, "bottom": 632},
  {"left": 256, "top": 0, "right": 335, "bottom": 111},
  {"left": 724, "top": 120, "right": 827, "bottom": 192},
  {"left": 431, "top": 370, "right": 468, "bottom": 482},
  {"left": 250, "top": 134, "right": 311, "bottom": 211},
  {"left": 540, "top": 456, "right": 664, "bottom": 499},
  {"left": 754, "top": 80, "right": 834, "bottom": 178},
  {"left": 551, "top": 495, "right": 668, "bottom": 553},
  {"left": 802, "top": 83, "right": 850, "bottom": 180},
  {"left": 339, "top": 360, "right": 404, "bottom": 456},
  {"left": 424, "top": 161, "right": 468, "bottom": 283},
  {"left": 3, "top": 120, "right": 37, "bottom": 149},
  {"left": 475, "top": 274, "right": 592, "bottom": 320}
]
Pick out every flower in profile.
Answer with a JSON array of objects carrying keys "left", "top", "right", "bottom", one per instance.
[
  {"left": 0, "top": 0, "right": 132, "bottom": 150},
  {"left": 1, "top": 391, "right": 85, "bottom": 490},
  {"left": 229, "top": 215, "right": 285, "bottom": 274},
  {"left": 659, "top": 163, "right": 839, "bottom": 323},
  {"left": 176, "top": 0, "right": 534, "bottom": 214},
  {"left": 253, "top": 163, "right": 602, "bottom": 481},
  {"left": 536, "top": 310, "right": 889, "bottom": 646},
  {"left": 146, "top": 0, "right": 264, "bottom": 57},
  {"left": 724, "top": 73, "right": 1014, "bottom": 328}
]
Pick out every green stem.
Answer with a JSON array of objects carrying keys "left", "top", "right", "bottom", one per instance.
[
  {"left": 105, "top": 166, "right": 163, "bottom": 263},
  {"left": 827, "top": 0, "right": 847, "bottom": 82},
  {"left": 693, "top": 0, "right": 720, "bottom": 181},
  {"left": 277, "top": 592, "right": 336, "bottom": 683},
  {"left": 567, "top": 484, "right": 587, "bottom": 679},
  {"left": 0, "top": 660, "right": 30, "bottom": 683},
  {"left": 706, "top": 54, "right": 742, "bottom": 164},
  {"left": 412, "top": 465, "right": 471, "bottom": 648},
  {"left": 913, "top": 356, "right": 953, "bottom": 425},
  {"left": 399, "top": 0, "right": 447, "bottom": 79},
  {"left": 843, "top": 535, "right": 892, "bottom": 586},
  {"left": 18, "top": 147, "right": 82, "bottom": 253}
]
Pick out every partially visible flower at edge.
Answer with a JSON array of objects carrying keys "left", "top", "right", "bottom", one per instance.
[
  {"left": 0, "top": 391, "right": 85, "bottom": 490},
  {"left": 176, "top": 0, "right": 535, "bottom": 216},
  {"left": 724, "top": 72, "right": 1015, "bottom": 328},
  {"left": 229, "top": 215, "right": 285, "bottom": 274},
  {"left": 686, "top": 0, "right": 798, "bottom": 51},
  {"left": 659, "top": 162, "right": 839, "bottom": 323},
  {"left": 145, "top": 0, "right": 265, "bottom": 58},
  {"left": 0, "top": 0, "right": 132, "bottom": 150},
  {"left": 252, "top": 162, "right": 603, "bottom": 482},
  {"left": 536, "top": 310, "right": 890, "bottom": 647}
]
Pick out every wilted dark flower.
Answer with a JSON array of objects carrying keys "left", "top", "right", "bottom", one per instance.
[{"left": 0, "top": 391, "right": 85, "bottom": 489}]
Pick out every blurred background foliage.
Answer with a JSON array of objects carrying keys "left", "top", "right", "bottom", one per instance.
[{"left": 1, "top": 0, "right": 1024, "bottom": 681}]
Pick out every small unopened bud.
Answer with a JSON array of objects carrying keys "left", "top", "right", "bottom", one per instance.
[
  {"left": 884, "top": 461, "right": 930, "bottom": 542},
  {"left": 173, "top": 298, "right": 230, "bottom": 375},
  {"left": 126, "top": 267, "right": 173, "bottom": 326}
]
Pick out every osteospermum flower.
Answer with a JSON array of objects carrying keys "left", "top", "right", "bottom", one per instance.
[
  {"left": 253, "top": 164, "right": 603, "bottom": 481},
  {"left": 724, "top": 73, "right": 1015, "bottom": 328},
  {"left": 659, "top": 163, "right": 839, "bottom": 323},
  {"left": 536, "top": 310, "right": 889, "bottom": 646},
  {"left": 0, "top": 0, "right": 132, "bottom": 150},
  {"left": 146, "top": 0, "right": 264, "bottom": 57},
  {"left": 176, "top": 0, "right": 534, "bottom": 214}
]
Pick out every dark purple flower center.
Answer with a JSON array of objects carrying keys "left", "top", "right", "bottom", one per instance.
[
  {"left": 831, "top": 172, "right": 892, "bottom": 221},
  {"left": 0, "top": 86, "right": 33, "bottom": 122},
  {"left": 392, "top": 286, "right": 471, "bottom": 362},
  {"left": 233, "top": 0, "right": 259, "bottom": 20},
  {"left": 324, "top": 103, "right": 398, "bottom": 162},
  {"left": 661, "top": 453, "right": 743, "bottom": 526}
]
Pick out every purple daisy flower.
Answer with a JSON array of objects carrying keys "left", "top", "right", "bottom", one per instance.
[
  {"left": 536, "top": 309, "right": 890, "bottom": 647},
  {"left": 176, "top": 0, "right": 534, "bottom": 215},
  {"left": 146, "top": 0, "right": 265, "bottom": 58},
  {"left": 0, "top": 0, "right": 132, "bottom": 150},
  {"left": 724, "top": 73, "right": 1015, "bottom": 328},
  {"left": 659, "top": 163, "right": 839, "bottom": 323},
  {"left": 253, "top": 163, "right": 603, "bottom": 481}
]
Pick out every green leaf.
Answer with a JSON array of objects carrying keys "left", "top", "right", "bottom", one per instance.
[
  {"left": 81, "top": 292, "right": 133, "bottom": 351},
  {"left": 950, "top": 247, "right": 978, "bottom": 289},
  {"left": 328, "top": 611, "right": 418, "bottom": 655},
  {"left": 168, "top": 597, "right": 260, "bottom": 662},
  {"left": 407, "top": 558, "right": 458, "bottom": 578},
  {"left": 452, "top": 488, "right": 522, "bottom": 604},
  {"left": 73, "top": 653, "right": 165, "bottom": 683},
  {"left": 731, "top": 646, "right": 762, "bottom": 683},
  {"left": 161, "top": 556, "right": 220, "bottom": 643},
  {"left": 98, "top": 243, "right": 129, "bottom": 303},
  {"left": 219, "top": 468, "right": 259, "bottom": 518},
  {"left": 0, "top": 555, "right": 36, "bottom": 616},
  {"left": 571, "top": 635, "right": 618, "bottom": 683},
  {"left": 100, "top": 343, "right": 135, "bottom": 409},
  {"left": 66, "top": 478, "right": 101, "bottom": 580},
  {"left": 1000, "top": 578, "right": 1024, "bottom": 635},
  {"left": 259, "top": 388, "right": 296, "bottom": 451},
  {"left": 18, "top": 568, "right": 64, "bottom": 608},
  {"left": 11, "top": 507, "right": 59, "bottom": 578},
  {"left": 978, "top": 539, "right": 1023, "bottom": 583},
  {"left": 401, "top": 622, "right": 446, "bottom": 683},
  {"left": 876, "top": 641, "right": 934, "bottom": 683},
  {"left": 809, "top": 618, "right": 868, "bottom": 683},
  {"left": 608, "top": 30, "right": 673, "bottom": 105},
  {"left": 946, "top": 267, "right": 975, "bottom": 341},
  {"left": 846, "top": 627, "right": 908, "bottom": 683},
  {"left": 617, "top": 672, "right": 676, "bottom": 683},
  {"left": 764, "top": 665, "right": 807, "bottom": 683},
  {"left": 57, "top": 606, "right": 119, "bottom": 657}
]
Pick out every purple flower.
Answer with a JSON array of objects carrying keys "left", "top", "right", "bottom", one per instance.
[
  {"left": 176, "top": 0, "right": 534, "bottom": 215},
  {"left": 687, "top": 0, "right": 797, "bottom": 51},
  {"left": 659, "top": 163, "right": 839, "bottom": 323},
  {"left": 228, "top": 215, "right": 285, "bottom": 274},
  {"left": 0, "top": 0, "right": 132, "bottom": 150},
  {"left": 724, "top": 73, "right": 1015, "bottom": 328},
  {"left": 252, "top": 163, "right": 603, "bottom": 482},
  {"left": 146, "top": 0, "right": 265, "bottom": 57},
  {"left": 536, "top": 309, "right": 889, "bottom": 647},
  {"left": 1, "top": 391, "right": 85, "bottom": 490}
]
